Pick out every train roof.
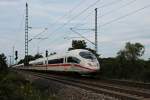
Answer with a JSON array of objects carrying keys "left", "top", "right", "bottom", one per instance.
[{"left": 67, "top": 49, "right": 90, "bottom": 53}]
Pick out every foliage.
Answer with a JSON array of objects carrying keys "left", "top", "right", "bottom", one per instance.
[
  {"left": 34, "top": 53, "right": 43, "bottom": 60},
  {"left": 98, "top": 42, "right": 150, "bottom": 82},
  {"left": 0, "top": 53, "right": 8, "bottom": 71},
  {"left": 0, "top": 71, "right": 58, "bottom": 100},
  {"left": 18, "top": 54, "right": 43, "bottom": 64},
  {"left": 68, "top": 40, "right": 87, "bottom": 50},
  {"left": 117, "top": 42, "right": 145, "bottom": 61}
]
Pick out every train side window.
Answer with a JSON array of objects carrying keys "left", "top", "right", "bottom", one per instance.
[
  {"left": 36, "top": 62, "right": 43, "bottom": 65},
  {"left": 67, "top": 57, "right": 80, "bottom": 64},
  {"left": 48, "top": 58, "right": 63, "bottom": 64}
]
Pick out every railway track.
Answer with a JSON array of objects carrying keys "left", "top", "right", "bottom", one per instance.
[
  {"left": 17, "top": 70, "right": 150, "bottom": 100},
  {"left": 100, "top": 79, "right": 150, "bottom": 90}
]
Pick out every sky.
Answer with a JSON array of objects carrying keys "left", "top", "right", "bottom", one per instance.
[{"left": 0, "top": 0, "right": 150, "bottom": 64}]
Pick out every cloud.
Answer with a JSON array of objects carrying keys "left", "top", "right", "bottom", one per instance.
[
  {"left": 0, "top": 0, "right": 22, "bottom": 6},
  {"left": 0, "top": 0, "right": 18, "bottom": 1}
]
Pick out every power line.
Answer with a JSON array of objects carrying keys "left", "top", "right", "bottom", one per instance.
[
  {"left": 78, "top": 0, "right": 137, "bottom": 28},
  {"left": 100, "top": 4, "right": 150, "bottom": 27},
  {"left": 43, "top": 0, "right": 123, "bottom": 47},
  {"left": 70, "top": 28, "right": 95, "bottom": 45},
  {"left": 73, "top": 0, "right": 124, "bottom": 29},
  {"left": 38, "top": 0, "right": 101, "bottom": 51},
  {"left": 47, "top": 3, "right": 150, "bottom": 51},
  {"left": 49, "top": 0, "right": 88, "bottom": 28},
  {"left": 29, "top": 28, "right": 48, "bottom": 40},
  {"left": 97, "top": 0, "right": 123, "bottom": 9},
  {"left": 98, "top": 0, "right": 137, "bottom": 18},
  {"left": 44, "top": 0, "right": 100, "bottom": 39},
  {"left": 50, "top": 0, "right": 123, "bottom": 35}
]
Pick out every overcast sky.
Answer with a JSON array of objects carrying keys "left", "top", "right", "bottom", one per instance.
[{"left": 0, "top": 0, "right": 150, "bottom": 63}]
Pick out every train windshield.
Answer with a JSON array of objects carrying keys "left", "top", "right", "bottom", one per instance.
[{"left": 79, "top": 52, "right": 96, "bottom": 60}]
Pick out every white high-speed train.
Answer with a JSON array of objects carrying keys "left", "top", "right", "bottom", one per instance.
[{"left": 14, "top": 49, "right": 100, "bottom": 74}]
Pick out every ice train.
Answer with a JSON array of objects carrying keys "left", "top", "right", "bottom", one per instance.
[{"left": 14, "top": 49, "right": 100, "bottom": 74}]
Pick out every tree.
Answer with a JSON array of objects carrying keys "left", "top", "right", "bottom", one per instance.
[
  {"left": 34, "top": 54, "right": 43, "bottom": 60},
  {"left": 117, "top": 50, "right": 126, "bottom": 62},
  {"left": 117, "top": 42, "right": 145, "bottom": 61},
  {"left": 25, "top": 55, "right": 34, "bottom": 62},
  {"left": 18, "top": 54, "right": 43, "bottom": 64},
  {"left": 0, "top": 53, "right": 7, "bottom": 71},
  {"left": 116, "top": 42, "right": 145, "bottom": 79},
  {"left": 68, "top": 40, "right": 87, "bottom": 50},
  {"left": 125, "top": 42, "right": 145, "bottom": 61},
  {"left": 18, "top": 55, "right": 34, "bottom": 64}
]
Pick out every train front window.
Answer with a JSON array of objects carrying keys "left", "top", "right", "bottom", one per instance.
[{"left": 79, "top": 52, "right": 96, "bottom": 60}]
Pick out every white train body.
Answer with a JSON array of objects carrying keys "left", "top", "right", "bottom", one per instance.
[{"left": 15, "top": 49, "right": 100, "bottom": 74}]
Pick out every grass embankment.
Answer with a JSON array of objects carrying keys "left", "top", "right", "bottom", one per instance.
[{"left": 0, "top": 70, "right": 58, "bottom": 100}]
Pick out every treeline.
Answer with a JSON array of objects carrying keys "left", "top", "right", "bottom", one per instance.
[
  {"left": 18, "top": 52, "right": 57, "bottom": 64},
  {"left": 98, "top": 42, "right": 150, "bottom": 82},
  {"left": 0, "top": 53, "right": 8, "bottom": 72},
  {"left": 99, "top": 58, "right": 150, "bottom": 82},
  {"left": 18, "top": 53, "right": 43, "bottom": 64}
]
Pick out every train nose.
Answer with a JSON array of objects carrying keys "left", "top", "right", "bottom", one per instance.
[{"left": 87, "top": 62, "right": 100, "bottom": 69}]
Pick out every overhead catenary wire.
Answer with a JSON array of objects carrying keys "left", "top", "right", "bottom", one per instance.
[
  {"left": 75, "top": 0, "right": 124, "bottom": 24},
  {"left": 47, "top": 3, "right": 150, "bottom": 51},
  {"left": 38, "top": 0, "right": 100, "bottom": 53},
  {"left": 98, "top": 0, "right": 137, "bottom": 18},
  {"left": 40, "top": 1, "right": 150, "bottom": 54},
  {"left": 27, "top": 0, "right": 88, "bottom": 43},
  {"left": 29, "top": 28, "right": 48, "bottom": 40},
  {"left": 97, "top": 0, "right": 123, "bottom": 9},
  {"left": 48, "top": 0, "right": 125, "bottom": 43},
  {"left": 49, "top": 0, "right": 88, "bottom": 28},
  {"left": 43, "top": 0, "right": 101, "bottom": 39},
  {"left": 42, "top": 0, "right": 126, "bottom": 47},
  {"left": 37, "top": 0, "right": 101, "bottom": 52},
  {"left": 54, "top": 0, "right": 124, "bottom": 32},
  {"left": 43, "top": 0, "right": 125, "bottom": 44},
  {"left": 100, "top": 4, "right": 150, "bottom": 27},
  {"left": 70, "top": 28, "right": 95, "bottom": 45},
  {"left": 76, "top": 0, "right": 137, "bottom": 28}
]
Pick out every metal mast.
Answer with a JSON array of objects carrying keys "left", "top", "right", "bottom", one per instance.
[
  {"left": 12, "top": 46, "right": 15, "bottom": 65},
  {"left": 25, "top": 3, "right": 29, "bottom": 65},
  {"left": 95, "top": 8, "right": 98, "bottom": 53}
]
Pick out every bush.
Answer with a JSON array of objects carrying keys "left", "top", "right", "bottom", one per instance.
[{"left": 0, "top": 71, "right": 58, "bottom": 100}]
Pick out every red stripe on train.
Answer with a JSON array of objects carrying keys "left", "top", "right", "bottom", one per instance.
[
  {"left": 46, "top": 63, "right": 96, "bottom": 71},
  {"left": 33, "top": 63, "right": 96, "bottom": 71}
]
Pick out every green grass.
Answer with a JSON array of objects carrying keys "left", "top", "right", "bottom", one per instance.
[{"left": 0, "top": 71, "right": 58, "bottom": 100}]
